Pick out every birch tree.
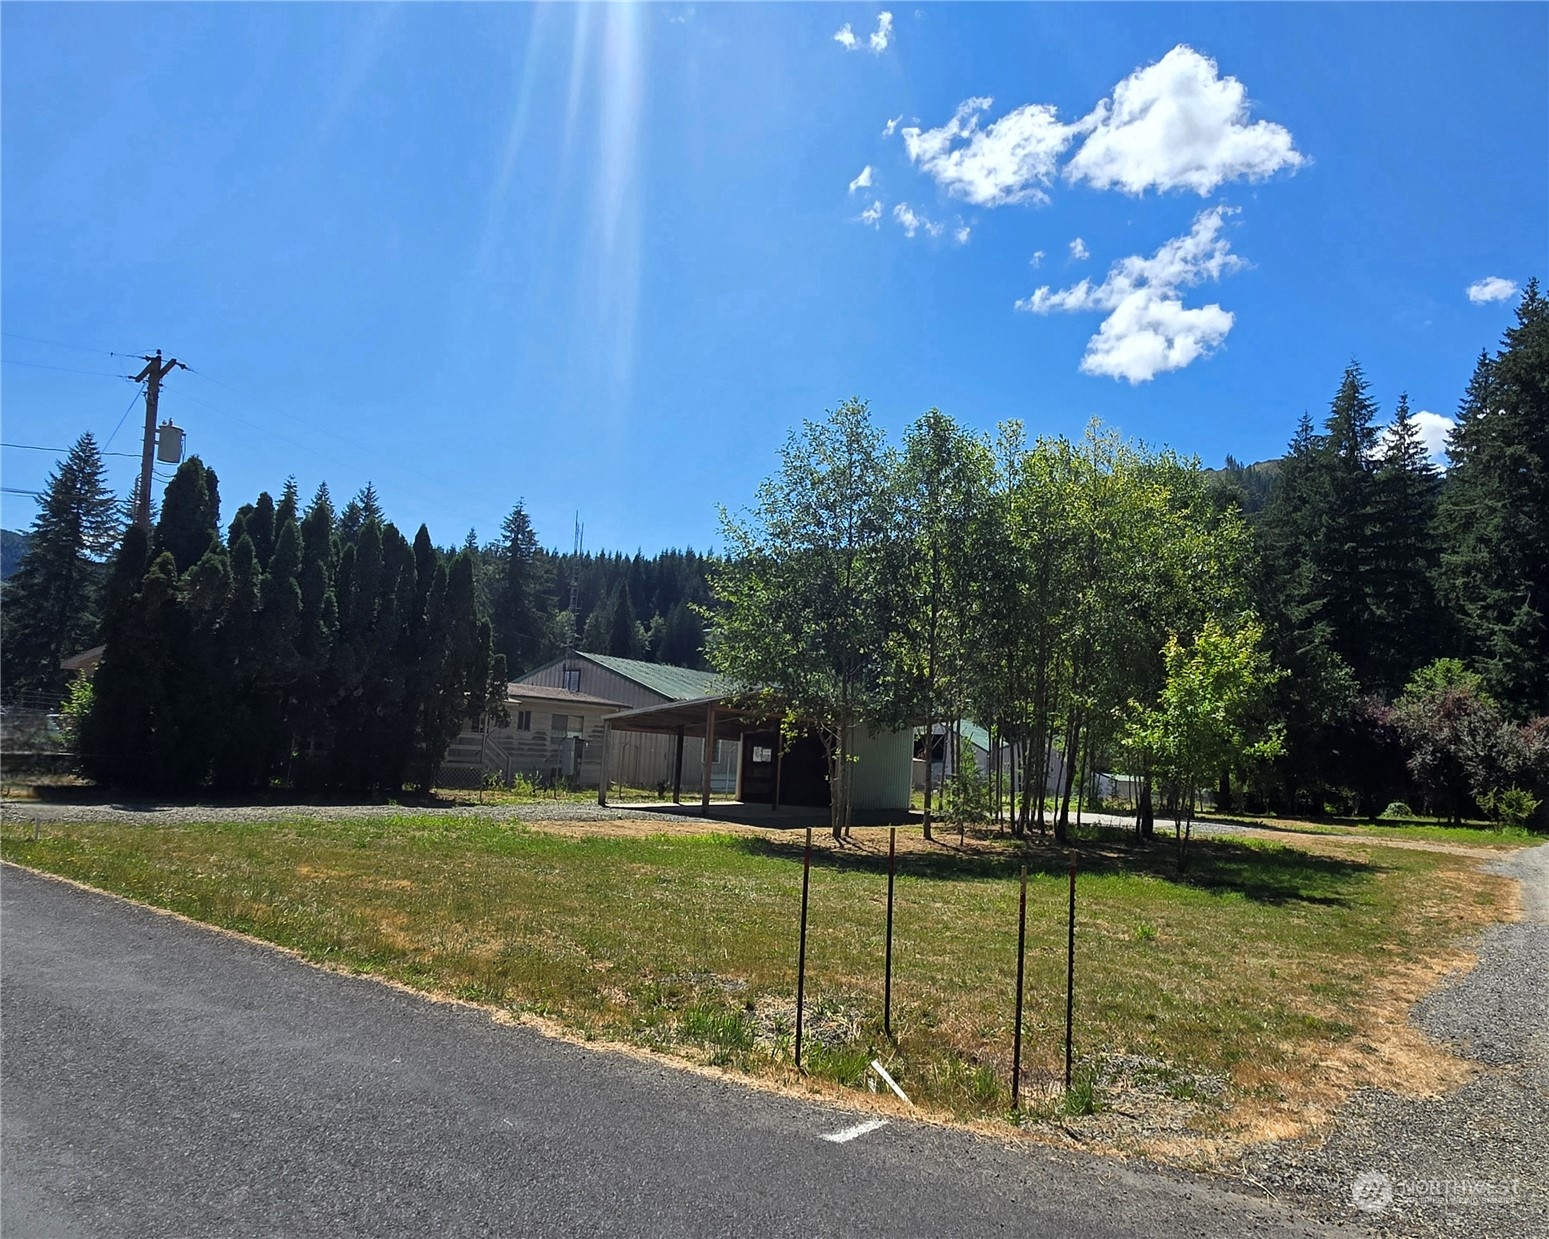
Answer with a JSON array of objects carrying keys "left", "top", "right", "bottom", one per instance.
[{"left": 708, "top": 399, "right": 898, "bottom": 840}]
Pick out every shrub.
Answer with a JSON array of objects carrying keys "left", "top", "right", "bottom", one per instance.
[
  {"left": 944, "top": 759, "right": 994, "bottom": 823},
  {"left": 1379, "top": 801, "right": 1415, "bottom": 820},
  {"left": 1479, "top": 787, "right": 1541, "bottom": 830}
]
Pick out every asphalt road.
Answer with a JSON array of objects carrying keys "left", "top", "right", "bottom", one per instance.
[{"left": 0, "top": 864, "right": 1354, "bottom": 1238}]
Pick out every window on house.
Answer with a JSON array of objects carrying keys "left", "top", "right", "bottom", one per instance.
[
  {"left": 514, "top": 710, "right": 532, "bottom": 732},
  {"left": 563, "top": 669, "right": 581, "bottom": 693},
  {"left": 552, "top": 713, "right": 584, "bottom": 737}
]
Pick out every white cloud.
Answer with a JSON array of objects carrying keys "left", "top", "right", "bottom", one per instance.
[
  {"left": 836, "top": 13, "right": 893, "bottom": 54},
  {"left": 1466, "top": 276, "right": 1518, "bottom": 304},
  {"left": 1412, "top": 410, "right": 1455, "bottom": 462},
  {"left": 1017, "top": 207, "right": 1245, "bottom": 383},
  {"left": 869, "top": 11, "right": 894, "bottom": 53},
  {"left": 898, "top": 44, "right": 1301, "bottom": 208},
  {"left": 857, "top": 199, "right": 883, "bottom": 228},
  {"left": 1069, "top": 236, "right": 1089, "bottom": 261},
  {"left": 1064, "top": 46, "right": 1304, "bottom": 195},
  {"left": 893, "top": 202, "right": 943, "bottom": 239},
  {"left": 954, "top": 224, "right": 971, "bottom": 245},
  {"left": 1030, "top": 250, "right": 1046, "bottom": 267},
  {"left": 848, "top": 165, "right": 874, "bottom": 194},
  {"left": 900, "top": 97, "right": 1077, "bottom": 207},
  {"left": 882, "top": 114, "right": 903, "bottom": 138}
]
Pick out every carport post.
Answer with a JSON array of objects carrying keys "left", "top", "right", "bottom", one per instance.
[
  {"left": 672, "top": 725, "right": 685, "bottom": 804},
  {"left": 701, "top": 704, "right": 717, "bottom": 815},
  {"left": 596, "top": 721, "right": 612, "bottom": 807}
]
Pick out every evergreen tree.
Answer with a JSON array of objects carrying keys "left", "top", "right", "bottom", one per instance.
[
  {"left": 1253, "top": 411, "right": 1357, "bottom": 809},
  {"left": 151, "top": 458, "right": 221, "bottom": 574},
  {"left": 1311, "top": 363, "right": 1382, "bottom": 684},
  {"left": 0, "top": 433, "right": 120, "bottom": 699},
  {"left": 1439, "top": 281, "right": 1549, "bottom": 715},
  {"left": 492, "top": 501, "right": 545, "bottom": 674},
  {"left": 607, "top": 581, "right": 642, "bottom": 658},
  {"left": 338, "top": 482, "right": 384, "bottom": 544},
  {"left": 1367, "top": 393, "right": 1442, "bottom": 691},
  {"left": 654, "top": 600, "right": 705, "bottom": 667},
  {"left": 579, "top": 589, "right": 614, "bottom": 654}
]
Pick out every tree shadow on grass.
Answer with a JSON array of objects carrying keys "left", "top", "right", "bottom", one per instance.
[{"left": 727, "top": 828, "right": 1383, "bottom": 908}]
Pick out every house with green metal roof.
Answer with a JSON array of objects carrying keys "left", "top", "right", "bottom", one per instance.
[{"left": 442, "top": 652, "right": 741, "bottom": 793}]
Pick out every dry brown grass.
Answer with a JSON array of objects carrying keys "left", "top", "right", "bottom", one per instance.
[{"left": 1, "top": 810, "right": 1525, "bottom": 1166}]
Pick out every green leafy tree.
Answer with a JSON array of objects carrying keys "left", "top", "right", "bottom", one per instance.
[
  {"left": 709, "top": 398, "right": 899, "bottom": 840},
  {"left": 1122, "top": 619, "right": 1284, "bottom": 869},
  {"left": 1391, "top": 659, "right": 1512, "bottom": 824},
  {"left": 885, "top": 408, "right": 991, "bottom": 839}
]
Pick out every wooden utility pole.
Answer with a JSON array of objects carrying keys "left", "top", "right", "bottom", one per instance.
[{"left": 131, "top": 350, "right": 185, "bottom": 530}]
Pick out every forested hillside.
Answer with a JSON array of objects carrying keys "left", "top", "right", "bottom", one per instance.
[
  {"left": 2, "top": 284, "right": 1543, "bottom": 813},
  {"left": 1, "top": 530, "right": 30, "bottom": 581}
]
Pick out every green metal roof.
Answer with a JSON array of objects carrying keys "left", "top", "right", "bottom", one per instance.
[
  {"left": 927, "top": 721, "right": 992, "bottom": 753},
  {"left": 582, "top": 653, "right": 731, "bottom": 702}
]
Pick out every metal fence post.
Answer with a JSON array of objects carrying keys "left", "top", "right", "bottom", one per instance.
[
  {"left": 1065, "top": 859, "right": 1077, "bottom": 1091},
  {"left": 884, "top": 826, "right": 896, "bottom": 1040},
  {"left": 1012, "top": 863, "right": 1027, "bottom": 1112},
  {"left": 795, "top": 826, "right": 813, "bottom": 1071}
]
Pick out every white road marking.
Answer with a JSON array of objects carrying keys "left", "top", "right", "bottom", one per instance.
[
  {"left": 821, "top": 1118, "right": 889, "bottom": 1144},
  {"left": 870, "top": 1059, "right": 912, "bottom": 1106}
]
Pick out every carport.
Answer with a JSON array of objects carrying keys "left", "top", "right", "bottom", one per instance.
[
  {"left": 596, "top": 695, "right": 914, "bottom": 816},
  {"left": 596, "top": 695, "right": 829, "bottom": 814}
]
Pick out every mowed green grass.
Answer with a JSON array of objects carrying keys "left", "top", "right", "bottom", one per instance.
[{"left": 0, "top": 815, "right": 1511, "bottom": 1126}]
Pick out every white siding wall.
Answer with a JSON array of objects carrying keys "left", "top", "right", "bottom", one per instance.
[{"left": 518, "top": 660, "right": 664, "bottom": 710}]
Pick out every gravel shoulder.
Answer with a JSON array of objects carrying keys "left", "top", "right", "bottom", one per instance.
[{"left": 1237, "top": 842, "right": 1549, "bottom": 1238}]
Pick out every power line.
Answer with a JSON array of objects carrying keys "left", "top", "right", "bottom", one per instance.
[
  {"left": 0, "top": 442, "right": 139, "bottom": 458},
  {"left": 2, "top": 358, "right": 133, "bottom": 379},
  {"left": 183, "top": 366, "right": 476, "bottom": 510},
  {"left": 104, "top": 384, "right": 147, "bottom": 451},
  {"left": 2, "top": 487, "right": 45, "bottom": 499},
  {"left": 168, "top": 384, "right": 481, "bottom": 531},
  {"left": 1, "top": 330, "right": 146, "bottom": 357}
]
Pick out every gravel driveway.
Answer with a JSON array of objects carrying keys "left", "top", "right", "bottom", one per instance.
[
  {"left": 0, "top": 797, "right": 634, "bottom": 827},
  {"left": 1238, "top": 842, "right": 1549, "bottom": 1238}
]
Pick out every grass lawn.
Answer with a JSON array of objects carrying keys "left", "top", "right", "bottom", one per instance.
[{"left": 0, "top": 813, "right": 1521, "bottom": 1159}]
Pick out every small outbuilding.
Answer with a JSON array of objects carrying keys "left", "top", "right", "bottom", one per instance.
[{"left": 597, "top": 694, "right": 914, "bottom": 814}]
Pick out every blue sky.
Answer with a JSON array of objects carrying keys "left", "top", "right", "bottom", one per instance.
[{"left": 3, "top": 3, "right": 1544, "bottom": 554}]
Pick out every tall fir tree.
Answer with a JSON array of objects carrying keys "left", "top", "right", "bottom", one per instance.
[
  {"left": 492, "top": 501, "right": 545, "bottom": 674},
  {"left": 1311, "top": 363, "right": 1383, "bottom": 685},
  {"left": 0, "top": 433, "right": 120, "bottom": 699},
  {"left": 1367, "top": 393, "right": 1443, "bottom": 692},
  {"left": 1439, "top": 280, "right": 1549, "bottom": 714}
]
